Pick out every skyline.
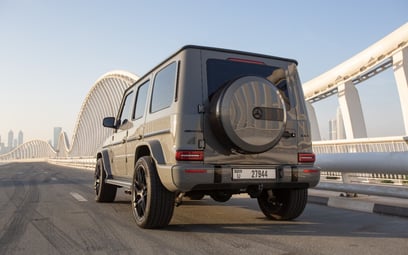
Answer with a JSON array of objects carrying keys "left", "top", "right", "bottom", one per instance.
[
  {"left": 1, "top": 1, "right": 407, "bottom": 143},
  {"left": 0, "top": 129, "right": 24, "bottom": 154}
]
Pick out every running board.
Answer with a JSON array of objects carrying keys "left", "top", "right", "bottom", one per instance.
[{"left": 105, "top": 179, "right": 132, "bottom": 189}]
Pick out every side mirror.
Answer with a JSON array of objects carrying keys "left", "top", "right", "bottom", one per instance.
[{"left": 102, "top": 117, "right": 117, "bottom": 129}]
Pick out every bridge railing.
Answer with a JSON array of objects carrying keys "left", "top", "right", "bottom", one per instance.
[
  {"left": 313, "top": 136, "right": 408, "bottom": 154},
  {"left": 313, "top": 136, "right": 408, "bottom": 198},
  {"left": 48, "top": 157, "right": 96, "bottom": 170}
]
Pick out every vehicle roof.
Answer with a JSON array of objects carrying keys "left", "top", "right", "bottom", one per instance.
[
  {"left": 125, "top": 45, "right": 298, "bottom": 92},
  {"left": 180, "top": 45, "right": 298, "bottom": 65}
]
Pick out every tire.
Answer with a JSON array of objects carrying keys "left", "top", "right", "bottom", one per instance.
[
  {"left": 94, "top": 158, "right": 117, "bottom": 202},
  {"left": 131, "top": 156, "right": 175, "bottom": 229},
  {"left": 210, "top": 76, "right": 287, "bottom": 154},
  {"left": 257, "top": 188, "right": 308, "bottom": 220}
]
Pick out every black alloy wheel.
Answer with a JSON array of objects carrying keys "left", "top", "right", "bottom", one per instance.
[{"left": 131, "top": 156, "right": 175, "bottom": 229}]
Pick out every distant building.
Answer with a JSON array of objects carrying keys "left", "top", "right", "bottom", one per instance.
[
  {"left": 18, "top": 130, "right": 23, "bottom": 146},
  {"left": 329, "top": 119, "right": 337, "bottom": 140},
  {"left": 53, "top": 127, "right": 62, "bottom": 149},
  {"left": 329, "top": 108, "right": 346, "bottom": 140},
  {"left": 336, "top": 108, "right": 346, "bottom": 139},
  {"left": 8, "top": 130, "right": 14, "bottom": 150}
]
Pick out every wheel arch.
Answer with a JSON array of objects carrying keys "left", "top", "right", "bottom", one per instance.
[
  {"left": 134, "top": 140, "right": 166, "bottom": 166},
  {"left": 97, "top": 149, "right": 113, "bottom": 178},
  {"left": 133, "top": 141, "right": 177, "bottom": 192}
]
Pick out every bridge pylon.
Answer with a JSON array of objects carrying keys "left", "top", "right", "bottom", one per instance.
[
  {"left": 393, "top": 47, "right": 408, "bottom": 135},
  {"left": 337, "top": 81, "right": 367, "bottom": 139}
]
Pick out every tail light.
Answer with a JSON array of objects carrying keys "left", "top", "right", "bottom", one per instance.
[
  {"left": 303, "top": 169, "right": 319, "bottom": 173},
  {"left": 175, "top": 150, "right": 204, "bottom": 161},
  {"left": 298, "top": 153, "right": 315, "bottom": 163}
]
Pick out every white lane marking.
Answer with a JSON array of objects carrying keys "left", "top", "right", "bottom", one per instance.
[{"left": 70, "top": 192, "right": 88, "bottom": 202}]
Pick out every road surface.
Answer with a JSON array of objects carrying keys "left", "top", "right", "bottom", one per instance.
[{"left": 0, "top": 162, "right": 407, "bottom": 255}]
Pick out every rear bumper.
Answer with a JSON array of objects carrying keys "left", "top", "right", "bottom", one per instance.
[{"left": 158, "top": 163, "right": 320, "bottom": 192}]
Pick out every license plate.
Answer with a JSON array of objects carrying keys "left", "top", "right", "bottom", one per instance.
[{"left": 232, "top": 168, "right": 276, "bottom": 180}]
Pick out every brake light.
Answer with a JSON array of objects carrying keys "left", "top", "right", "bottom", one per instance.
[
  {"left": 227, "top": 58, "right": 265, "bottom": 65},
  {"left": 298, "top": 153, "right": 315, "bottom": 163},
  {"left": 303, "top": 169, "right": 319, "bottom": 173},
  {"left": 175, "top": 150, "right": 204, "bottom": 161}
]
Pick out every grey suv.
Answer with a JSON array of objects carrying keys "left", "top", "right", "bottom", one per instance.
[{"left": 94, "top": 45, "right": 320, "bottom": 229}]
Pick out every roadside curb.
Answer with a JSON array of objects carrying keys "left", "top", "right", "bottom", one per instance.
[{"left": 309, "top": 194, "right": 408, "bottom": 218}]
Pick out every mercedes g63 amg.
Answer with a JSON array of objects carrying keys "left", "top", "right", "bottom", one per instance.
[{"left": 94, "top": 45, "right": 320, "bottom": 228}]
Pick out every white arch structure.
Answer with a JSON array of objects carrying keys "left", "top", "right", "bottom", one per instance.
[
  {"left": 305, "top": 22, "right": 408, "bottom": 176},
  {"left": 0, "top": 70, "right": 138, "bottom": 161},
  {"left": 305, "top": 22, "right": 408, "bottom": 140},
  {"left": 0, "top": 140, "right": 55, "bottom": 161},
  {"left": 63, "top": 70, "right": 139, "bottom": 157}
]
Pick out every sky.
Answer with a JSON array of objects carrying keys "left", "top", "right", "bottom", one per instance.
[{"left": 0, "top": 0, "right": 407, "bottom": 145}]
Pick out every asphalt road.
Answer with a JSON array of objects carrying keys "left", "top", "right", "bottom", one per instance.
[{"left": 0, "top": 162, "right": 407, "bottom": 255}]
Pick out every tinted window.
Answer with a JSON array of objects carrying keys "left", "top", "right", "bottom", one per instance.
[
  {"left": 151, "top": 62, "right": 177, "bottom": 113},
  {"left": 206, "top": 59, "right": 290, "bottom": 104},
  {"left": 133, "top": 81, "right": 149, "bottom": 120},
  {"left": 118, "top": 91, "right": 134, "bottom": 125}
]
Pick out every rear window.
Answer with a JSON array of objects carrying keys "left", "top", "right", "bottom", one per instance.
[{"left": 206, "top": 59, "right": 290, "bottom": 105}]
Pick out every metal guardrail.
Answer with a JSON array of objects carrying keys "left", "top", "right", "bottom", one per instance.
[
  {"left": 312, "top": 136, "right": 408, "bottom": 198},
  {"left": 313, "top": 136, "right": 408, "bottom": 154},
  {"left": 48, "top": 157, "right": 96, "bottom": 170},
  {"left": 315, "top": 152, "right": 408, "bottom": 175}
]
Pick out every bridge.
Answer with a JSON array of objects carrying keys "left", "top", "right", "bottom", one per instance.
[
  {"left": 304, "top": 22, "right": 408, "bottom": 196},
  {"left": 0, "top": 70, "right": 138, "bottom": 160},
  {"left": 1, "top": 23, "right": 407, "bottom": 197},
  {"left": 305, "top": 22, "right": 408, "bottom": 174}
]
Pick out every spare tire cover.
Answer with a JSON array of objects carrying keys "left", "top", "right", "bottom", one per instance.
[{"left": 210, "top": 76, "right": 287, "bottom": 153}]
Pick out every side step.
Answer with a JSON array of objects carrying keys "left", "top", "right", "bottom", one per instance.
[{"left": 105, "top": 179, "right": 132, "bottom": 189}]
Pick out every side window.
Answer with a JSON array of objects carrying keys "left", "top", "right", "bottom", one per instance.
[
  {"left": 118, "top": 91, "right": 134, "bottom": 126},
  {"left": 133, "top": 81, "right": 149, "bottom": 120},
  {"left": 150, "top": 62, "right": 177, "bottom": 113}
]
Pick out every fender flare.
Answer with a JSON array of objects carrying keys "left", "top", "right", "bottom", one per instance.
[
  {"left": 137, "top": 140, "right": 177, "bottom": 191},
  {"left": 98, "top": 149, "right": 113, "bottom": 178},
  {"left": 136, "top": 140, "right": 166, "bottom": 165}
]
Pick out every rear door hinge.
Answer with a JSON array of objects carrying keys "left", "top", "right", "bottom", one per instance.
[
  {"left": 198, "top": 139, "right": 206, "bottom": 149},
  {"left": 198, "top": 104, "right": 205, "bottom": 113}
]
